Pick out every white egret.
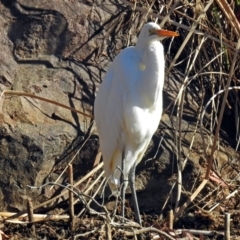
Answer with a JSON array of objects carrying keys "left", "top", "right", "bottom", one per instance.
[{"left": 94, "top": 22, "right": 179, "bottom": 225}]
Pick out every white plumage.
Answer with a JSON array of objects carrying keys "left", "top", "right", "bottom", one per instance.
[{"left": 94, "top": 22, "right": 178, "bottom": 224}]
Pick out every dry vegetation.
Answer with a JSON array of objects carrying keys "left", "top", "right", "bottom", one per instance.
[{"left": 1, "top": 0, "right": 240, "bottom": 239}]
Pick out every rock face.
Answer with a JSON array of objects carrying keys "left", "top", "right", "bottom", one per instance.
[
  {"left": 0, "top": 0, "right": 103, "bottom": 210},
  {"left": 0, "top": 0, "right": 238, "bottom": 213}
]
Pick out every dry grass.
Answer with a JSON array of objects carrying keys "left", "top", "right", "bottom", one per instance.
[{"left": 120, "top": 0, "right": 240, "bottom": 224}]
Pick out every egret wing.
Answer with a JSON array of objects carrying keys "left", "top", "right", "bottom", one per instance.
[{"left": 94, "top": 47, "right": 140, "bottom": 187}]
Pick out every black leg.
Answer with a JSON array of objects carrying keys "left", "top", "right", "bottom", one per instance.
[
  {"left": 129, "top": 162, "right": 141, "bottom": 225},
  {"left": 121, "top": 150, "right": 127, "bottom": 223}
]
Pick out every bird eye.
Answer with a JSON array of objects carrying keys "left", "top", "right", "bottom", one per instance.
[{"left": 149, "top": 29, "right": 154, "bottom": 36}]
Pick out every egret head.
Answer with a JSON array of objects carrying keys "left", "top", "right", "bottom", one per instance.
[{"left": 137, "top": 22, "right": 179, "bottom": 46}]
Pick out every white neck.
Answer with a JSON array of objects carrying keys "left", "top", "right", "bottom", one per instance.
[{"left": 136, "top": 41, "right": 165, "bottom": 109}]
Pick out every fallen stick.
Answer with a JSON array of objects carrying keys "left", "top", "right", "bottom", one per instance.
[
  {"left": 224, "top": 213, "right": 230, "bottom": 240},
  {"left": 0, "top": 212, "right": 69, "bottom": 221},
  {"left": 27, "top": 198, "right": 35, "bottom": 234},
  {"left": 168, "top": 210, "right": 173, "bottom": 229},
  {"left": 175, "top": 229, "right": 217, "bottom": 236},
  {"left": 68, "top": 164, "right": 75, "bottom": 231}
]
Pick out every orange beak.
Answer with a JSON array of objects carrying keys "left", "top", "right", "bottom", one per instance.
[{"left": 153, "top": 29, "right": 179, "bottom": 37}]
